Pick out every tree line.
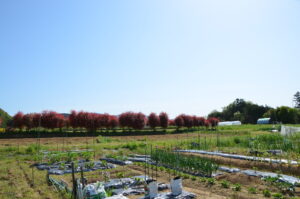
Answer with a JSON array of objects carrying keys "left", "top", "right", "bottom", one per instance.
[
  {"left": 8, "top": 110, "right": 219, "bottom": 132},
  {"left": 1, "top": 92, "right": 298, "bottom": 129},
  {"left": 208, "top": 97, "right": 300, "bottom": 124}
]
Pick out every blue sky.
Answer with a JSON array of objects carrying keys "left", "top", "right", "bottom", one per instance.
[{"left": 0, "top": 0, "right": 299, "bottom": 118}]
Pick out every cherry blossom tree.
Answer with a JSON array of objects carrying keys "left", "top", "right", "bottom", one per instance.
[
  {"left": 12, "top": 112, "right": 24, "bottom": 129},
  {"left": 148, "top": 113, "right": 160, "bottom": 130},
  {"left": 159, "top": 112, "right": 169, "bottom": 129}
]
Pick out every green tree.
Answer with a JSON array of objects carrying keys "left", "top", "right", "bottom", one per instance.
[
  {"left": 275, "top": 106, "right": 298, "bottom": 124},
  {"left": 294, "top": 91, "right": 300, "bottom": 109},
  {"left": 0, "top": 108, "right": 12, "bottom": 128},
  {"left": 208, "top": 99, "right": 271, "bottom": 124}
]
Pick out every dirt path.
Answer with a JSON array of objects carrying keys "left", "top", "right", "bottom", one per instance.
[{"left": 0, "top": 132, "right": 235, "bottom": 146}]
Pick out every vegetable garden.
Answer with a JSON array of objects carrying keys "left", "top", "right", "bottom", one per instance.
[{"left": 0, "top": 124, "right": 300, "bottom": 199}]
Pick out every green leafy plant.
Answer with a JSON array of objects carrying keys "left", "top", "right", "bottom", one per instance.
[
  {"left": 87, "top": 161, "right": 95, "bottom": 169},
  {"left": 263, "top": 189, "right": 271, "bottom": 197},
  {"left": 106, "top": 188, "right": 113, "bottom": 197},
  {"left": 182, "top": 174, "right": 190, "bottom": 179},
  {"left": 199, "top": 178, "right": 207, "bottom": 183},
  {"left": 207, "top": 178, "right": 215, "bottom": 186},
  {"left": 66, "top": 152, "right": 78, "bottom": 162},
  {"left": 221, "top": 180, "right": 230, "bottom": 188},
  {"left": 81, "top": 151, "right": 93, "bottom": 161},
  {"left": 101, "top": 160, "right": 108, "bottom": 167},
  {"left": 232, "top": 183, "right": 241, "bottom": 191},
  {"left": 272, "top": 193, "right": 283, "bottom": 199},
  {"left": 116, "top": 172, "right": 125, "bottom": 179},
  {"left": 25, "top": 144, "right": 40, "bottom": 154},
  {"left": 59, "top": 162, "right": 66, "bottom": 170},
  {"left": 49, "top": 154, "right": 61, "bottom": 164},
  {"left": 102, "top": 171, "right": 110, "bottom": 182},
  {"left": 248, "top": 187, "right": 257, "bottom": 194}
]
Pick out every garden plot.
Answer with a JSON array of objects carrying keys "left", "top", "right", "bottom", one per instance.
[
  {"left": 218, "top": 166, "right": 300, "bottom": 186},
  {"left": 36, "top": 160, "right": 116, "bottom": 175},
  {"left": 176, "top": 149, "right": 299, "bottom": 165},
  {"left": 100, "top": 154, "right": 151, "bottom": 165},
  {"left": 98, "top": 152, "right": 300, "bottom": 187},
  {"left": 151, "top": 149, "right": 218, "bottom": 177},
  {"left": 100, "top": 157, "right": 133, "bottom": 165},
  {"left": 35, "top": 150, "right": 116, "bottom": 175},
  {"left": 75, "top": 175, "right": 195, "bottom": 199},
  {"left": 102, "top": 151, "right": 218, "bottom": 177}
]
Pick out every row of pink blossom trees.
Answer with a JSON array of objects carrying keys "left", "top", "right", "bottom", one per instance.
[
  {"left": 173, "top": 114, "right": 219, "bottom": 129},
  {"left": 12, "top": 111, "right": 65, "bottom": 130},
  {"left": 12, "top": 111, "right": 219, "bottom": 131}
]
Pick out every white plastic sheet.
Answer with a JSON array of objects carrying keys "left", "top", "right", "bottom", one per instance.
[
  {"left": 176, "top": 150, "right": 299, "bottom": 165},
  {"left": 281, "top": 125, "right": 300, "bottom": 136}
]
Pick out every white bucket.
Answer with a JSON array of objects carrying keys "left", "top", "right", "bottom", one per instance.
[
  {"left": 147, "top": 180, "right": 158, "bottom": 199},
  {"left": 171, "top": 177, "right": 182, "bottom": 196}
]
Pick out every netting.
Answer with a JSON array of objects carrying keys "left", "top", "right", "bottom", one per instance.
[{"left": 280, "top": 125, "right": 300, "bottom": 136}]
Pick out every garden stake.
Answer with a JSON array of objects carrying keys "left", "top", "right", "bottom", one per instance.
[
  {"left": 32, "top": 167, "right": 34, "bottom": 187},
  {"left": 144, "top": 144, "right": 147, "bottom": 182},
  {"left": 80, "top": 166, "right": 85, "bottom": 188},
  {"left": 71, "top": 162, "right": 77, "bottom": 199},
  {"left": 156, "top": 147, "right": 158, "bottom": 181}
]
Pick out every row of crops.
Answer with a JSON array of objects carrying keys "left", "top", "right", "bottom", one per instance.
[
  {"left": 150, "top": 148, "right": 218, "bottom": 177},
  {"left": 181, "top": 133, "right": 300, "bottom": 154}
]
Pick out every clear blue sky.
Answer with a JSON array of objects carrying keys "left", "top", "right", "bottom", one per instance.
[{"left": 1, "top": 0, "right": 299, "bottom": 118}]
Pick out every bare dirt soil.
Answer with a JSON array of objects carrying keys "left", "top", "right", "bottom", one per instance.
[{"left": 0, "top": 132, "right": 232, "bottom": 146}]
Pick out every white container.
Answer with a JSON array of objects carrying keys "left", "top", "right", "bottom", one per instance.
[
  {"left": 171, "top": 177, "right": 182, "bottom": 196},
  {"left": 148, "top": 180, "right": 158, "bottom": 199}
]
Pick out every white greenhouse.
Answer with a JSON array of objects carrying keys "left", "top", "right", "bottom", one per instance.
[{"left": 218, "top": 121, "right": 242, "bottom": 126}]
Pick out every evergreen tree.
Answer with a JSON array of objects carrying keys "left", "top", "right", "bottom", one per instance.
[{"left": 294, "top": 91, "right": 300, "bottom": 108}]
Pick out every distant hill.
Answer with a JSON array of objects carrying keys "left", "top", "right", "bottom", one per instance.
[{"left": 0, "top": 108, "right": 12, "bottom": 128}]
